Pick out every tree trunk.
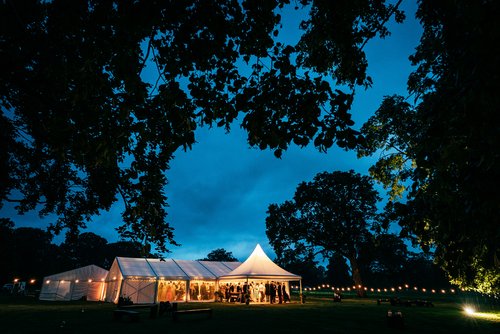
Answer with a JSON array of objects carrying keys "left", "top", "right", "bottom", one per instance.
[{"left": 348, "top": 255, "right": 366, "bottom": 297}]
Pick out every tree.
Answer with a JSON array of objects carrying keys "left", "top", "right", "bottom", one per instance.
[
  {"left": 360, "top": 233, "right": 410, "bottom": 287},
  {"left": 275, "top": 246, "right": 326, "bottom": 286},
  {"left": 10, "top": 227, "right": 60, "bottom": 282},
  {"left": 0, "top": 218, "right": 15, "bottom": 282},
  {"left": 266, "top": 170, "right": 380, "bottom": 296},
  {"left": 59, "top": 232, "right": 109, "bottom": 269},
  {"left": 326, "top": 253, "right": 351, "bottom": 288},
  {"left": 199, "top": 248, "right": 238, "bottom": 262},
  {"left": 0, "top": 0, "right": 404, "bottom": 253},
  {"left": 103, "top": 240, "right": 145, "bottom": 268},
  {"left": 357, "top": 1, "right": 500, "bottom": 293}
]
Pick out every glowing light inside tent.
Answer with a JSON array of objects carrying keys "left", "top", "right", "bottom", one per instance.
[
  {"left": 88, "top": 279, "right": 92, "bottom": 283},
  {"left": 46, "top": 280, "right": 50, "bottom": 284},
  {"left": 75, "top": 280, "right": 79, "bottom": 283}
]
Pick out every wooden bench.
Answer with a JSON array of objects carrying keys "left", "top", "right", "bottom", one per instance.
[
  {"left": 172, "top": 308, "right": 212, "bottom": 322},
  {"left": 113, "top": 309, "right": 140, "bottom": 322}
]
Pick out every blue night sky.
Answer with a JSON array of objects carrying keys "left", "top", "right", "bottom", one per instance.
[{"left": 2, "top": 1, "right": 422, "bottom": 262}]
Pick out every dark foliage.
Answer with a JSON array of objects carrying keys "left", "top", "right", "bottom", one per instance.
[{"left": 0, "top": 0, "right": 404, "bottom": 253}]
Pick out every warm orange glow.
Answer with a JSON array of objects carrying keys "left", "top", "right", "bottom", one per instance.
[
  {"left": 398, "top": 286, "right": 402, "bottom": 290},
  {"left": 377, "top": 289, "right": 381, "bottom": 292},
  {"left": 422, "top": 288, "right": 426, "bottom": 292},
  {"left": 46, "top": 280, "right": 50, "bottom": 284},
  {"left": 88, "top": 279, "right": 92, "bottom": 283},
  {"left": 113, "top": 276, "right": 116, "bottom": 280},
  {"left": 30, "top": 279, "right": 35, "bottom": 284},
  {"left": 75, "top": 280, "right": 79, "bottom": 283},
  {"left": 441, "top": 289, "right": 445, "bottom": 293},
  {"left": 414, "top": 287, "right": 418, "bottom": 290},
  {"left": 451, "top": 289, "right": 455, "bottom": 293},
  {"left": 431, "top": 289, "right": 436, "bottom": 293},
  {"left": 13, "top": 278, "right": 19, "bottom": 283},
  {"left": 370, "top": 288, "right": 374, "bottom": 292},
  {"left": 391, "top": 288, "right": 395, "bottom": 291},
  {"left": 405, "top": 284, "right": 409, "bottom": 288}
]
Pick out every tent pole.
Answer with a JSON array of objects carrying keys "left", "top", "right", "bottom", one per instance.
[
  {"left": 153, "top": 278, "right": 159, "bottom": 304},
  {"left": 299, "top": 279, "right": 303, "bottom": 303}
]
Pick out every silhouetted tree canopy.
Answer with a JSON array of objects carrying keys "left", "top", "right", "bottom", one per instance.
[
  {"left": 275, "top": 246, "right": 326, "bottom": 286},
  {"left": 266, "top": 170, "right": 380, "bottom": 296},
  {"left": 198, "top": 248, "right": 238, "bottom": 262},
  {"left": 0, "top": 0, "right": 404, "bottom": 253},
  {"left": 357, "top": 1, "right": 499, "bottom": 293}
]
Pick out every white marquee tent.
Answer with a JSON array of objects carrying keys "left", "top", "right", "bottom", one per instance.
[
  {"left": 39, "top": 264, "right": 108, "bottom": 301},
  {"left": 219, "top": 244, "right": 302, "bottom": 281},
  {"left": 104, "top": 257, "right": 241, "bottom": 304},
  {"left": 218, "top": 244, "right": 302, "bottom": 300}
]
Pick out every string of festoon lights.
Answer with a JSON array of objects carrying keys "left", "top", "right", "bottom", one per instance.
[
  {"left": 43, "top": 278, "right": 107, "bottom": 284},
  {"left": 291, "top": 283, "right": 459, "bottom": 295}
]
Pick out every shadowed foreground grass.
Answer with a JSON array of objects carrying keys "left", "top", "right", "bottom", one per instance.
[{"left": 1, "top": 295, "right": 498, "bottom": 334}]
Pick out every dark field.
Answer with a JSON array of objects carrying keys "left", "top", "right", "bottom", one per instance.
[{"left": 1, "top": 293, "right": 498, "bottom": 334}]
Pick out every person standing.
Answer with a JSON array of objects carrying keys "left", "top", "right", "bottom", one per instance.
[
  {"left": 282, "top": 283, "right": 290, "bottom": 303},
  {"left": 270, "top": 282, "right": 276, "bottom": 304},
  {"left": 277, "top": 282, "right": 283, "bottom": 304}
]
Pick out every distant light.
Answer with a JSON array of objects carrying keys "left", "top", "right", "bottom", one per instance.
[
  {"left": 88, "top": 279, "right": 92, "bottom": 283},
  {"left": 405, "top": 284, "right": 409, "bottom": 288},
  {"left": 398, "top": 286, "right": 402, "bottom": 290},
  {"left": 13, "top": 278, "right": 19, "bottom": 283},
  {"left": 370, "top": 288, "right": 374, "bottom": 292},
  {"left": 347, "top": 288, "right": 351, "bottom": 291},
  {"left": 75, "top": 280, "right": 79, "bottom": 283},
  {"left": 422, "top": 288, "right": 426, "bottom": 292},
  {"left": 101, "top": 278, "right": 105, "bottom": 281},
  {"left": 46, "top": 280, "right": 50, "bottom": 284},
  {"left": 441, "top": 289, "right": 446, "bottom": 294},
  {"left": 113, "top": 277, "right": 116, "bottom": 280},
  {"left": 358, "top": 285, "right": 362, "bottom": 288},
  {"left": 30, "top": 279, "right": 35, "bottom": 284},
  {"left": 391, "top": 288, "right": 395, "bottom": 291},
  {"left": 431, "top": 289, "right": 436, "bottom": 293},
  {"left": 414, "top": 287, "right": 418, "bottom": 290},
  {"left": 451, "top": 289, "right": 455, "bottom": 293},
  {"left": 464, "top": 306, "right": 475, "bottom": 315},
  {"left": 377, "top": 289, "right": 381, "bottom": 292}
]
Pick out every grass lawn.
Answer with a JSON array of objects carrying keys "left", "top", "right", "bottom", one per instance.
[{"left": 1, "top": 294, "right": 498, "bottom": 334}]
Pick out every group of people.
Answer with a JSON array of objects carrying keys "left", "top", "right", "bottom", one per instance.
[{"left": 219, "top": 281, "right": 291, "bottom": 304}]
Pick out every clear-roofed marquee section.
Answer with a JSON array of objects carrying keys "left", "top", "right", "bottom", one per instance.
[{"left": 104, "top": 244, "right": 302, "bottom": 304}]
